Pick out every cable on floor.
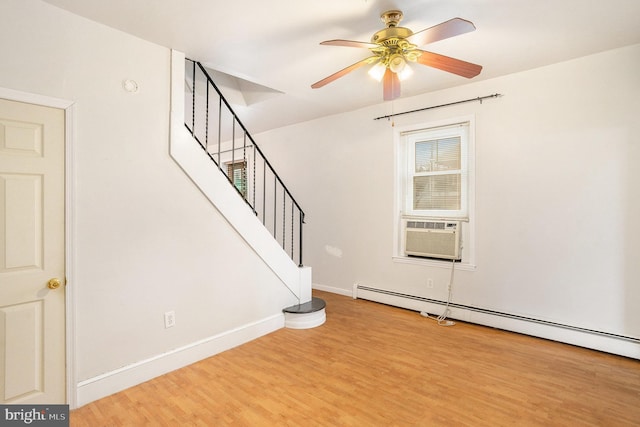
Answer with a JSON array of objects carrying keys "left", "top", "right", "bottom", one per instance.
[{"left": 420, "top": 259, "right": 456, "bottom": 326}]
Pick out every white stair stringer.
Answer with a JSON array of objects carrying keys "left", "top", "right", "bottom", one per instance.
[{"left": 169, "top": 49, "right": 311, "bottom": 303}]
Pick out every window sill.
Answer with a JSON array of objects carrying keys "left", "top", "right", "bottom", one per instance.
[{"left": 392, "top": 255, "right": 476, "bottom": 271}]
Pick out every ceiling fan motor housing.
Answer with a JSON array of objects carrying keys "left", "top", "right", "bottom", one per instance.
[
  {"left": 372, "top": 10, "right": 413, "bottom": 44},
  {"left": 371, "top": 26, "right": 413, "bottom": 44},
  {"left": 371, "top": 9, "right": 417, "bottom": 72}
]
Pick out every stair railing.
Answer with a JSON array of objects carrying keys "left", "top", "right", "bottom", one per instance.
[{"left": 184, "top": 59, "right": 305, "bottom": 267}]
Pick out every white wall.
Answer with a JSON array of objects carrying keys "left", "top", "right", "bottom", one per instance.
[
  {"left": 258, "top": 44, "right": 640, "bottom": 352},
  {"left": 0, "top": 0, "right": 299, "bottom": 405}
]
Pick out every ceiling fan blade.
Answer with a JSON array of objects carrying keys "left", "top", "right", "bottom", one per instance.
[
  {"left": 311, "top": 56, "right": 377, "bottom": 89},
  {"left": 406, "top": 17, "right": 476, "bottom": 47},
  {"left": 415, "top": 50, "right": 482, "bottom": 78},
  {"left": 383, "top": 68, "right": 401, "bottom": 101},
  {"left": 320, "top": 39, "right": 378, "bottom": 49}
]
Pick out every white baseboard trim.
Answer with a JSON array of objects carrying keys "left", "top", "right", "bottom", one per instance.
[
  {"left": 352, "top": 284, "right": 640, "bottom": 360},
  {"left": 76, "top": 313, "right": 284, "bottom": 407},
  {"left": 312, "top": 283, "right": 352, "bottom": 297}
]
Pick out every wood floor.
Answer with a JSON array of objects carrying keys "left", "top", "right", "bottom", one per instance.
[{"left": 71, "top": 291, "right": 640, "bottom": 426}]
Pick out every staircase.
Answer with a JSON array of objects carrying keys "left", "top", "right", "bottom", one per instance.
[
  {"left": 184, "top": 58, "right": 305, "bottom": 267},
  {"left": 170, "top": 51, "right": 324, "bottom": 328}
]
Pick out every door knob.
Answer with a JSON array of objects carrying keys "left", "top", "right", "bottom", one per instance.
[{"left": 48, "top": 278, "right": 62, "bottom": 290}]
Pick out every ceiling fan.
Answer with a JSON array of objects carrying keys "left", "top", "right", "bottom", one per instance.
[{"left": 311, "top": 10, "right": 483, "bottom": 101}]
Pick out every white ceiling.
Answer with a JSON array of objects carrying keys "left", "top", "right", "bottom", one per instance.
[{"left": 43, "top": 0, "right": 640, "bottom": 133}]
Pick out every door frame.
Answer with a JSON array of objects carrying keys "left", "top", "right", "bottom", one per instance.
[{"left": 0, "top": 87, "right": 77, "bottom": 408}]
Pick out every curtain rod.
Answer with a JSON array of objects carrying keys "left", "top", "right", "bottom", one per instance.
[{"left": 373, "top": 93, "right": 503, "bottom": 121}]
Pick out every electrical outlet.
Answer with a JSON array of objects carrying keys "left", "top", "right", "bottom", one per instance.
[
  {"left": 427, "top": 278, "right": 434, "bottom": 289},
  {"left": 164, "top": 311, "right": 176, "bottom": 328}
]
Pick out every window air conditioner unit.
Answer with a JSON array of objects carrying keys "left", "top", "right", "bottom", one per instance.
[{"left": 404, "top": 220, "right": 461, "bottom": 260}]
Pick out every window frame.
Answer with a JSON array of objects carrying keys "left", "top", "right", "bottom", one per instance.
[{"left": 404, "top": 123, "right": 469, "bottom": 218}]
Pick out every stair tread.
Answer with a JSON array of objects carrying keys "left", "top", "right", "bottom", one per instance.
[{"left": 283, "top": 297, "right": 326, "bottom": 314}]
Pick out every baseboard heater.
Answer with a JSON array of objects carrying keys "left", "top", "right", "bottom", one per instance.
[{"left": 355, "top": 285, "right": 639, "bottom": 344}]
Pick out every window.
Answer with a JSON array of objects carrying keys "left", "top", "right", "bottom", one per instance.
[
  {"left": 227, "top": 160, "right": 247, "bottom": 198},
  {"left": 403, "top": 122, "right": 469, "bottom": 218}
]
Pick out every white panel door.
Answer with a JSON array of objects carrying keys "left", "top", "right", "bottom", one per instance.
[{"left": 0, "top": 98, "right": 65, "bottom": 404}]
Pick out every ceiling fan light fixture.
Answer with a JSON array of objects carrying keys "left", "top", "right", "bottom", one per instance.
[
  {"left": 397, "top": 63, "right": 413, "bottom": 81},
  {"left": 368, "top": 61, "right": 386, "bottom": 82},
  {"left": 388, "top": 54, "right": 406, "bottom": 73}
]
